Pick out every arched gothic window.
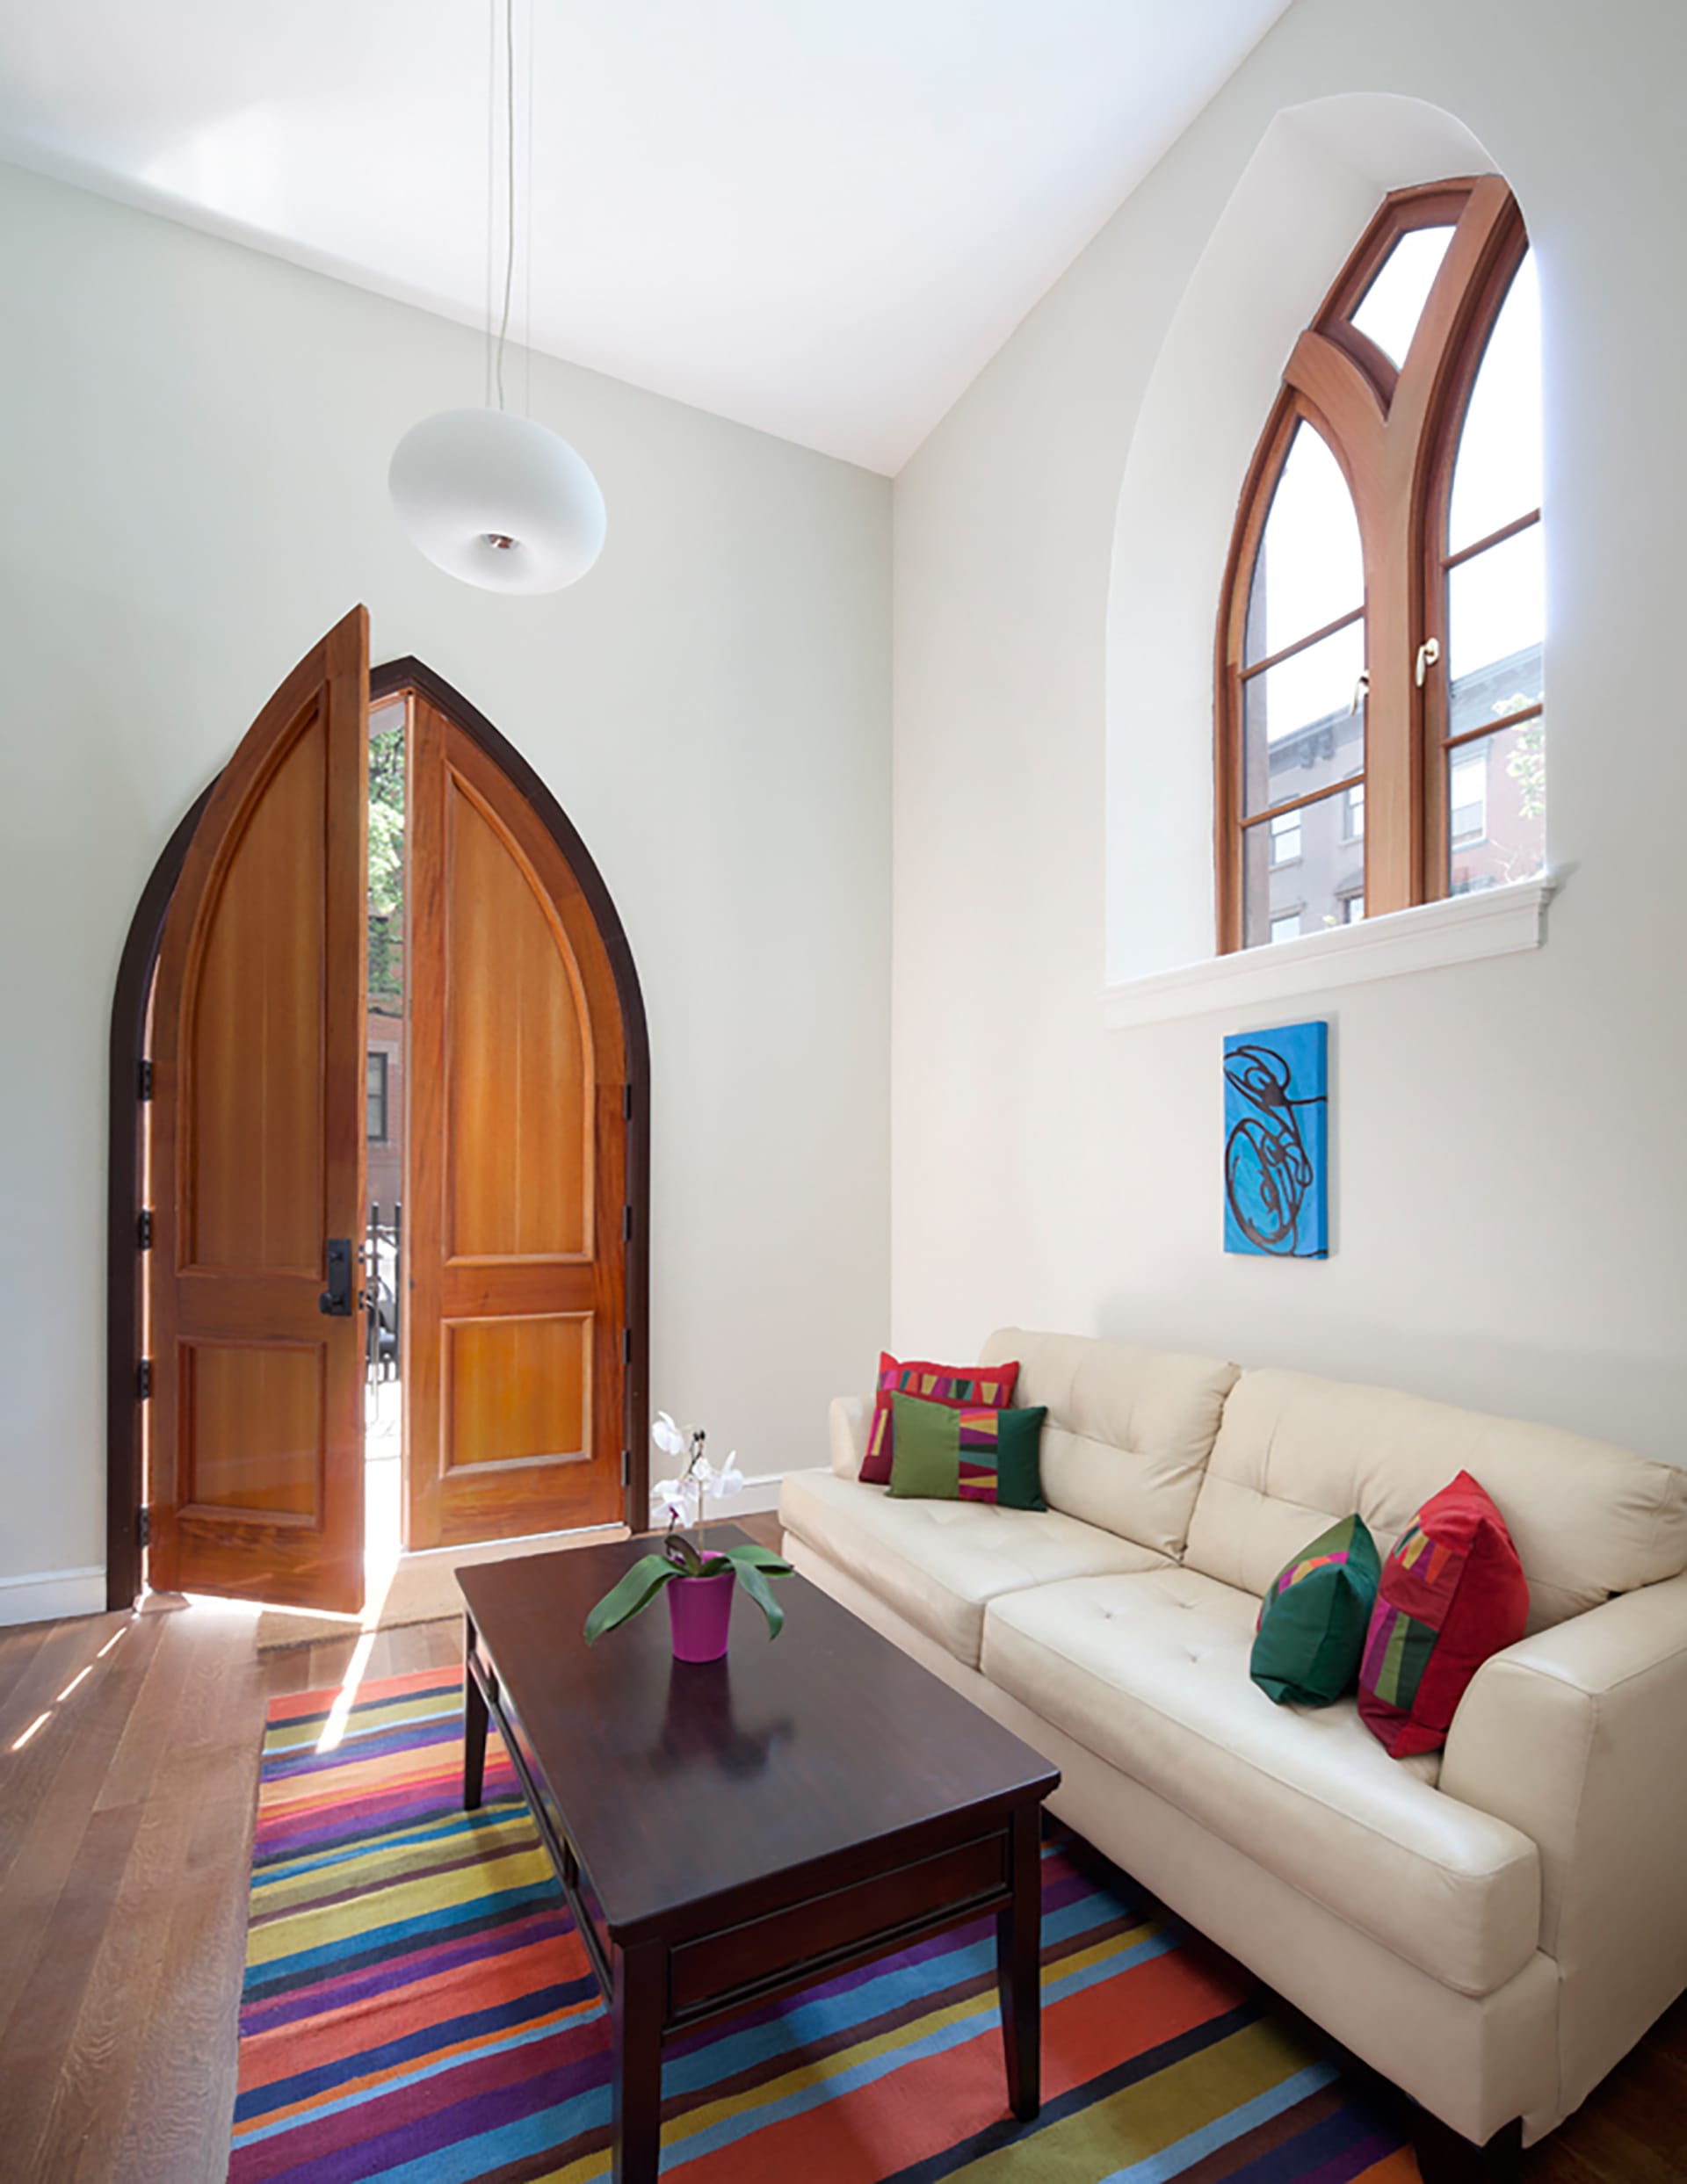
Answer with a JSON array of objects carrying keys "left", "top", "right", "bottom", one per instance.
[{"left": 1215, "top": 178, "right": 1543, "bottom": 951}]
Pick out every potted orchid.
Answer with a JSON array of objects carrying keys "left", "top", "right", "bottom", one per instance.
[{"left": 583, "top": 1413, "right": 793, "bottom": 1662}]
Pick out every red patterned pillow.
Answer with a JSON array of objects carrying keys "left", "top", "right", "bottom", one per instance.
[
  {"left": 859, "top": 1352, "right": 1020, "bottom": 1485},
  {"left": 1358, "top": 1471, "right": 1529, "bottom": 1757}
]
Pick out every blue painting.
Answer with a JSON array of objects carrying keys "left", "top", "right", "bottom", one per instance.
[{"left": 1223, "top": 1020, "right": 1329, "bottom": 1259}]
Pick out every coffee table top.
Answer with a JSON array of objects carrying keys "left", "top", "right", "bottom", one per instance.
[{"left": 459, "top": 1527, "right": 1059, "bottom": 1942}]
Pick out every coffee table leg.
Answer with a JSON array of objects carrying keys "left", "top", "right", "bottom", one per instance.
[
  {"left": 463, "top": 1619, "right": 488, "bottom": 1812},
  {"left": 612, "top": 1938, "right": 665, "bottom": 2184},
  {"left": 996, "top": 1802, "right": 1041, "bottom": 2120}
]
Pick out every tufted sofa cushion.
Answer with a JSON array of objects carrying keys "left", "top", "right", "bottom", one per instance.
[
  {"left": 981, "top": 1567, "right": 1541, "bottom": 1998},
  {"left": 778, "top": 1468, "right": 1164, "bottom": 1668},
  {"left": 1185, "top": 1370, "right": 1687, "bottom": 1631},
  {"left": 978, "top": 1327, "right": 1238, "bottom": 1558}
]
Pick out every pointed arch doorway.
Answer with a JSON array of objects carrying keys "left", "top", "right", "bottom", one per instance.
[{"left": 106, "top": 613, "right": 650, "bottom": 1614}]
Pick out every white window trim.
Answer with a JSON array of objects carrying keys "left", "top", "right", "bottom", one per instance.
[{"left": 1103, "top": 873, "right": 1553, "bottom": 1031}]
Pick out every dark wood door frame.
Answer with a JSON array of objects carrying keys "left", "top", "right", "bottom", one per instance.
[{"left": 106, "top": 654, "right": 652, "bottom": 1611}]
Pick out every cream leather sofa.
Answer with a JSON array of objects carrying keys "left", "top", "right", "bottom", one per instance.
[{"left": 778, "top": 1328, "right": 1687, "bottom": 2149}]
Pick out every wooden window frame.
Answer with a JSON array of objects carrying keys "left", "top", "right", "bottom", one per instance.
[{"left": 1214, "top": 177, "right": 1533, "bottom": 953}]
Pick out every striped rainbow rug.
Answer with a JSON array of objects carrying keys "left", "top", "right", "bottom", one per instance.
[{"left": 230, "top": 1667, "right": 1420, "bottom": 2183}]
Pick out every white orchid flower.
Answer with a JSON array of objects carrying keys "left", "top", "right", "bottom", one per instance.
[
  {"left": 707, "top": 1452, "right": 745, "bottom": 1501},
  {"left": 652, "top": 1411, "right": 687, "bottom": 1461},
  {"left": 653, "top": 1475, "right": 700, "bottom": 1527}
]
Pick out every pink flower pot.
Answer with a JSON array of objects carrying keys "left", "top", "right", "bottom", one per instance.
[{"left": 667, "top": 1569, "right": 735, "bottom": 1662}]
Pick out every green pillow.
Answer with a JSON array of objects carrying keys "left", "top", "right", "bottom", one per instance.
[
  {"left": 887, "top": 1392, "right": 1047, "bottom": 1511},
  {"left": 1250, "top": 1514, "right": 1380, "bottom": 1707}
]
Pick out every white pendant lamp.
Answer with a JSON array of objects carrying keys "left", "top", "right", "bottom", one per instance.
[
  {"left": 389, "top": 0, "right": 605, "bottom": 594},
  {"left": 390, "top": 409, "right": 605, "bottom": 594}
]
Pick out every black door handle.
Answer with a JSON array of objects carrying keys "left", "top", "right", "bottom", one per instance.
[{"left": 319, "top": 1238, "right": 354, "bottom": 1317}]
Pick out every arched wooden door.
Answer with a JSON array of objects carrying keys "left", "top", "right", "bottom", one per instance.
[
  {"left": 402, "top": 680, "right": 632, "bottom": 1549},
  {"left": 147, "top": 610, "right": 369, "bottom": 1612},
  {"left": 116, "top": 633, "right": 646, "bottom": 1613}
]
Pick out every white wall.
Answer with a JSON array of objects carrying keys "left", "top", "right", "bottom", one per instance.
[
  {"left": 0, "top": 161, "right": 891, "bottom": 1604},
  {"left": 892, "top": 0, "right": 1687, "bottom": 1461}
]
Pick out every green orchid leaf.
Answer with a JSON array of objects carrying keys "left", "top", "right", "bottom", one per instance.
[
  {"left": 723, "top": 1542, "right": 794, "bottom": 1578},
  {"left": 583, "top": 1552, "right": 679, "bottom": 1645},
  {"left": 732, "top": 1554, "right": 786, "bottom": 1640}
]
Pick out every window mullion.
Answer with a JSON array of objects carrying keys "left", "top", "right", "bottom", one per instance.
[{"left": 1358, "top": 456, "right": 1420, "bottom": 920}]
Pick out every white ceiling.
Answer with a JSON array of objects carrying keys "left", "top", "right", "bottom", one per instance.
[{"left": 0, "top": 2, "right": 1291, "bottom": 473}]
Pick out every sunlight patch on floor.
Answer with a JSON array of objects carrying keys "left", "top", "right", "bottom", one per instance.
[{"left": 315, "top": 1630, "right": 378, "bottom": 1754}]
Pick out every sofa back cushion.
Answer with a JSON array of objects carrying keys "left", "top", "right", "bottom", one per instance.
[
  {"left": 1185, "top": 1368, "right": 1687, "bottom": 1631},
  {"left": 978, "top": 1328, "right": 1238, "bottom": 1557}
]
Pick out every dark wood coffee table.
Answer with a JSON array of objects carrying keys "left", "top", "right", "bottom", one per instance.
[{"left": 459, "top": 1528, "right": 1060, "bottom": 2183}]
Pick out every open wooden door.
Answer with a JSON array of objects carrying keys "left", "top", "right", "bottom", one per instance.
[
  {"left": 147, "top": 611, "right": 369, "bottom": 1612},
  {"left": 404, "top": 686, "right": 629, "bottom": 1549}
]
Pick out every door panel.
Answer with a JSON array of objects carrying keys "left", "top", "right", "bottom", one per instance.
[
  {"left": 184, "top": 1341, "right": 322, "bottom": 1517},
  {"left": 407, "top": 692, "right": 627, "bottom": 1550},
  {"left": 445, "top": 1313, "right": 590, "bottom": 1467},
  {"left": 445, "top": 782, "right": 591, "bottom": 1262},
  {"left": 186, "top": 718, "right": 328, "bottom": 1272},
  {"left": 148, "top": 610, "right": 368, "bottom": 1612}
]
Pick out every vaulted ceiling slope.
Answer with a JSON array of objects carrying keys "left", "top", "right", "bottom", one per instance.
[{"left": 0, "top": 1, "right": 1291, "bottom": 473}]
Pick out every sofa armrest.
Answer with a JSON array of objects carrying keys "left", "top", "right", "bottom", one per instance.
[
  {"left": 1439, "top": 1571, "right": 1687, "bottom": 2113},
  {"left": 829, "top": 1394, "right": 872, "bottom": 1480}
]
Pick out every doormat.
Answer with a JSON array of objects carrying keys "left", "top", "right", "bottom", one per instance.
[
  {"left": 229, "top": 1668, "right": 1419, "bottom": 2181},
  {"left": 251, "top": 1525, "right": 629, "bottom": 1652}
]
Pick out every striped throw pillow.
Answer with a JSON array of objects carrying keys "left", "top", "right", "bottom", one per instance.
[{"left": 859, "top": 1352, "right": 1019, "bottom": 1484}]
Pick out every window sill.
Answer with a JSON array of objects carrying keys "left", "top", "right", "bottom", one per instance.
[{"left": 1102, "top": 874, "right": 1554, "bottom": 1030}]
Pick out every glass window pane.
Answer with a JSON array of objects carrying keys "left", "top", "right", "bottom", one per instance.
[
  {"left": 1448, "top": 717, "right": 1546, "bottom": 895},
  {"left": 1343, "top": 784, "right": 1365, "bottom": 842},
  {"left": 1246, "top": 423, "right": 1364, "bottom": 661},
  {"left": 1350, "top": 224, "right": 1456, "bottom": 365},
  {"left": 1243, "top": 787, "right": 1368, "bottom": 949},
  {"left": 1242, "top": 619, "right": 1365, "bottom": 816},
  {"left": 1450, "top": 748, "right": 1489, "bottom": 845},
  {"left": 1449, "top": 251, "right": 1541, "bottom": 552},
  {"left": 1448, "top": 524, "right": 1544, "bottom": 738}
]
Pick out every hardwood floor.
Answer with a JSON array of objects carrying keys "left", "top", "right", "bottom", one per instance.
[
  {"left": 0, "top": 1565, "right": 1681, "bottom": 2183},
  {"left": 0, "top": 1593, "right": 463, "bottom": 2183}
]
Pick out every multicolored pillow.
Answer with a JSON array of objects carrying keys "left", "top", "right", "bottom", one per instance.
[
  {"left": 1249, "top": 1515, "right": 1380, "bottom": 1707},
  {"left": 859, "top": 1352, "right": 1019, "bottom": 1485},
  {"left": 1358, "top": 1472, "right": 1530, "bottom": 1757},
  {"left": 886, "top": 1392, "right": 1047, "bottom": 1510}
]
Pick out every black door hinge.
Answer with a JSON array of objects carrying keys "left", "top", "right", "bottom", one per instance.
[
  {"left": 137, "top": 1507, "right": 151, "bottom": 1549},
  {"left": 138, "top": 1059, "right": 154, "bottom": 1102},
  {"left": 622, "top": 1327, "right": 633, "bottom": 1365},
  {"left": 620, "top": 1449, "right": 630, "bottom": 1490},
  {"left": 137, "top": 1208, "right": 154, "bottom": 1251},
  {"left": 622, "top": 1203, "right": 634, "bottom": 1243},
  {"left": 622, "top": 1083, "right": 634, "bottom": 1122},
  {"left": 136, "top": 1357, "right": 153, "bottom": 1400}
]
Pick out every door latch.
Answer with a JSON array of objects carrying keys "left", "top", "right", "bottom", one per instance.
[{"left": 319, "top": 1238, "right": 355, "bottom": 1317}]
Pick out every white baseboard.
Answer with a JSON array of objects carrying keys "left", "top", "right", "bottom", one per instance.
[
  {"left": 0, "top": 1480, "right": 812, "bottom": 1634},
  {"left": 0, "top": 1565, "right": 105, "bottom": 1629}
]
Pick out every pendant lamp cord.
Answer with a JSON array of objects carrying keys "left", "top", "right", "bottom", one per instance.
[{"left": 494, "top": 0, "right": 517, "bottom": 410}]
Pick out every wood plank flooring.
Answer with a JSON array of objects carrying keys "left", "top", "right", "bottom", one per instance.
[{"left": 0, "top": 1557, "right": 1681, "bottom": 2183}]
